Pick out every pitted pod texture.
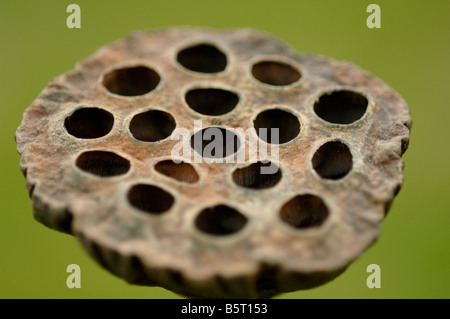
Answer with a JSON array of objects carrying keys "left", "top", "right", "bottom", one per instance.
[{"left": 15, "top": 27, "right": 411, "bottom": 298}]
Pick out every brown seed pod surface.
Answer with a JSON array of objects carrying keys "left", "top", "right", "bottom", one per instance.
[{"left": 15, "top": 27, "right": 411, "bottom": 298}]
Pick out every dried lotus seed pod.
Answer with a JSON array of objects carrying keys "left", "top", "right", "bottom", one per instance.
[{"left": 15, "top": 27, "right": 411, "bottom": 298}]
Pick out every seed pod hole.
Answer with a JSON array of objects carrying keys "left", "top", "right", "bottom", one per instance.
[
  {"left": 251, "top": 61, "right": 301, "bottom": 86},
  {"left": 128, "top": 184, "right": 174, "bottom": 215},
  {"left": 254, "top": 109, "right": 300, "bottom": 144},
  {"left": 314, "top": 90, "right": 368, "bottom": 124},
  {"left": 102, "top": 66, "right": 161, "bottom": 96},
  {"left": 185, "top": 88, "right": 239, "bottom": 116},
  {"left": 177, "top": 43, "right": 227, "bottom": 73},
  {"left": 76, "top": 151, "right": 130, "bottom": 177},
  {"left": 312, "top": 141, "right": 353, "bottom": 180},
  {"left": 64, "top": 107, "right": 114, "bottom": 139},
  {"left": 232, "top": 161, "right": 281, "bottom": 190},
  {"left": 195, "top": 205, "right": 248, "bottom": 236},
  {"left": 155, "top": 160, "right": 199, "bottom": 184},
  {"left": 190, "top": 127, "right": 241, "bottom": 159},
  {"left": 279, "top": 194, "right": 329, "bottom": 229},
  {"left": 130, "top": 110, "right": 176, "bottom": 142}
]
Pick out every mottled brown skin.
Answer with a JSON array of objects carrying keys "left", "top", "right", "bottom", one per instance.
[{"left": 16, "top": 27, "right": 410, "bottom": 298}]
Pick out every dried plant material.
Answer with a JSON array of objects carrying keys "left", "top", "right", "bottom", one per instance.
[{"left": 15, "top": 27, "right": 411, "bottom": 298}]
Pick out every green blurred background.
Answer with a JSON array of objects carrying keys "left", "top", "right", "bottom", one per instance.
[{"left": 0, "top": 0, "right": 448, "bottom": 299}]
